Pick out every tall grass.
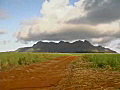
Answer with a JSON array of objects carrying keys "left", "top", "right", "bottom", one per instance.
[
  {"left": 1, "top": 52, "right": 120, "bottom": 71},
  {"left": 86, "top": 54, "right": 120, "bottom": 70},
  {"left": 0, "top": 52, "right": 69, "bottom": 71}
]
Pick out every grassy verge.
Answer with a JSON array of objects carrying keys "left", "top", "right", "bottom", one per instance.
[
  {"left": 0, "top": 52, "right": 71, "bottom": 71},
  {"left": 85, "top": 54, "right": 120, "bottom": 71}
]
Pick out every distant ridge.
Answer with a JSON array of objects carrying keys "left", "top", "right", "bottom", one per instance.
[{"left": 16, "top": 40, "right": 116, "bottom": 53}]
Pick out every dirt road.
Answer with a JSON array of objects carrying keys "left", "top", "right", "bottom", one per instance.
[{"left": 0, "top": 56, "right": 78, "bottom": 90}]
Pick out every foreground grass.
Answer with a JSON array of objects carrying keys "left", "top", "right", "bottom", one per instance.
[{"left": 0, "top": 52, "right": 71, "bottom": 71}]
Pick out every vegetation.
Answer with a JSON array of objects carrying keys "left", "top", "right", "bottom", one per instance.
[
  {"left": 86, "top": 54, "right": 120, "bottom": 70},
  {"left": 0, "top": 52, "right": 70, "bottom": 71},
  {"left": 0, "top": 52, "right": 120, "bottom": 71}
]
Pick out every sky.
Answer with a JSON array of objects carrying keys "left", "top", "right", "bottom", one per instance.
[{"left": 0, "top": 0, "right": 120, "bottom": 52}]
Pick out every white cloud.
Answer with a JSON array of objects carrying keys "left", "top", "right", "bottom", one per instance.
[{"left": 16, "top": 0, "right": 120, "bottom": 46}]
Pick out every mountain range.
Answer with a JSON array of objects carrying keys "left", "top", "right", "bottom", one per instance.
[{"left": 16, "top": 40, "right": 116, "bottom": 53}]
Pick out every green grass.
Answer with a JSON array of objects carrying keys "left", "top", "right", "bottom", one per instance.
[
  {"left": 0, "top": 52, "right": 71, "bottom": 71},
  {"left": 85, "top": 54, "right": 120, "bottom": 70},
  {"left": 0, "top": 52, "right": 120, "bottom": 71}
]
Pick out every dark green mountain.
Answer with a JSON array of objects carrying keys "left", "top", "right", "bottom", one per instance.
[{"left": 16, "top": 40, "right": 116, "bottom": 53}]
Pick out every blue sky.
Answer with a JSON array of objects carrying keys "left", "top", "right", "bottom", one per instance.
[
  {"left": 0, "top": 0, "right": 44, "bottom": 51},
  {"left": 0, "top": 0, "right": 120, "bottom": 52},
  {"left": 0, "top": 0, "right": 44, "bottom": 34}
]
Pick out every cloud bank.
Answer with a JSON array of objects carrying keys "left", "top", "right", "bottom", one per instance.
[{"left": 16, "top": 0, "right": 120, "bottom": 45}]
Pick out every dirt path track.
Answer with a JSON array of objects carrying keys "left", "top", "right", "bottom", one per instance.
[{"left": 0, "top": 56, "right": 78, "bottom": 90}]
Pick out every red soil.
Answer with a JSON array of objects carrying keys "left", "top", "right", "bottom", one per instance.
[{"left": 0, "top": 56, "right": 78, "bottom": 90}]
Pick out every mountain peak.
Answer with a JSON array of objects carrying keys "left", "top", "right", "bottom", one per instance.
[
  {"left": 84, "top": 40, "right": 91, "bottom": 44},
  {"left": 59, "top": 41, "right": 65, "bottom": 43}
]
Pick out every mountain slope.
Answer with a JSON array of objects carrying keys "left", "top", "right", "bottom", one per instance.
[{"left": 16, "top": 40, "right": 116, "bottom": 53}]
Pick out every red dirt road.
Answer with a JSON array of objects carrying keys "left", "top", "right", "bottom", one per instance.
[{"left": 0, "top": 56, "right": 78, "bottom": 90}]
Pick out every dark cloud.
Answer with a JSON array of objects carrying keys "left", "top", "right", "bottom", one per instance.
[
  {"left": 16, "top": 24, "right": 112, "bottom": 42},
  {"left": 68, "top": 0, "right": 120, "bottom": 25}
]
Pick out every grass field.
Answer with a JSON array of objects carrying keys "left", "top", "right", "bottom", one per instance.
[
  {"left": 0, "top": 52, "right": 120, "bottom": 71},
  {"left": 0, "top": 52, "right": 71, "bottom": 71}
]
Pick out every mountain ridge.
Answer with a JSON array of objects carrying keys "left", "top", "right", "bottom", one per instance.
[{"left": 16, "top": 40, "right": 116, "bottom": 53}]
